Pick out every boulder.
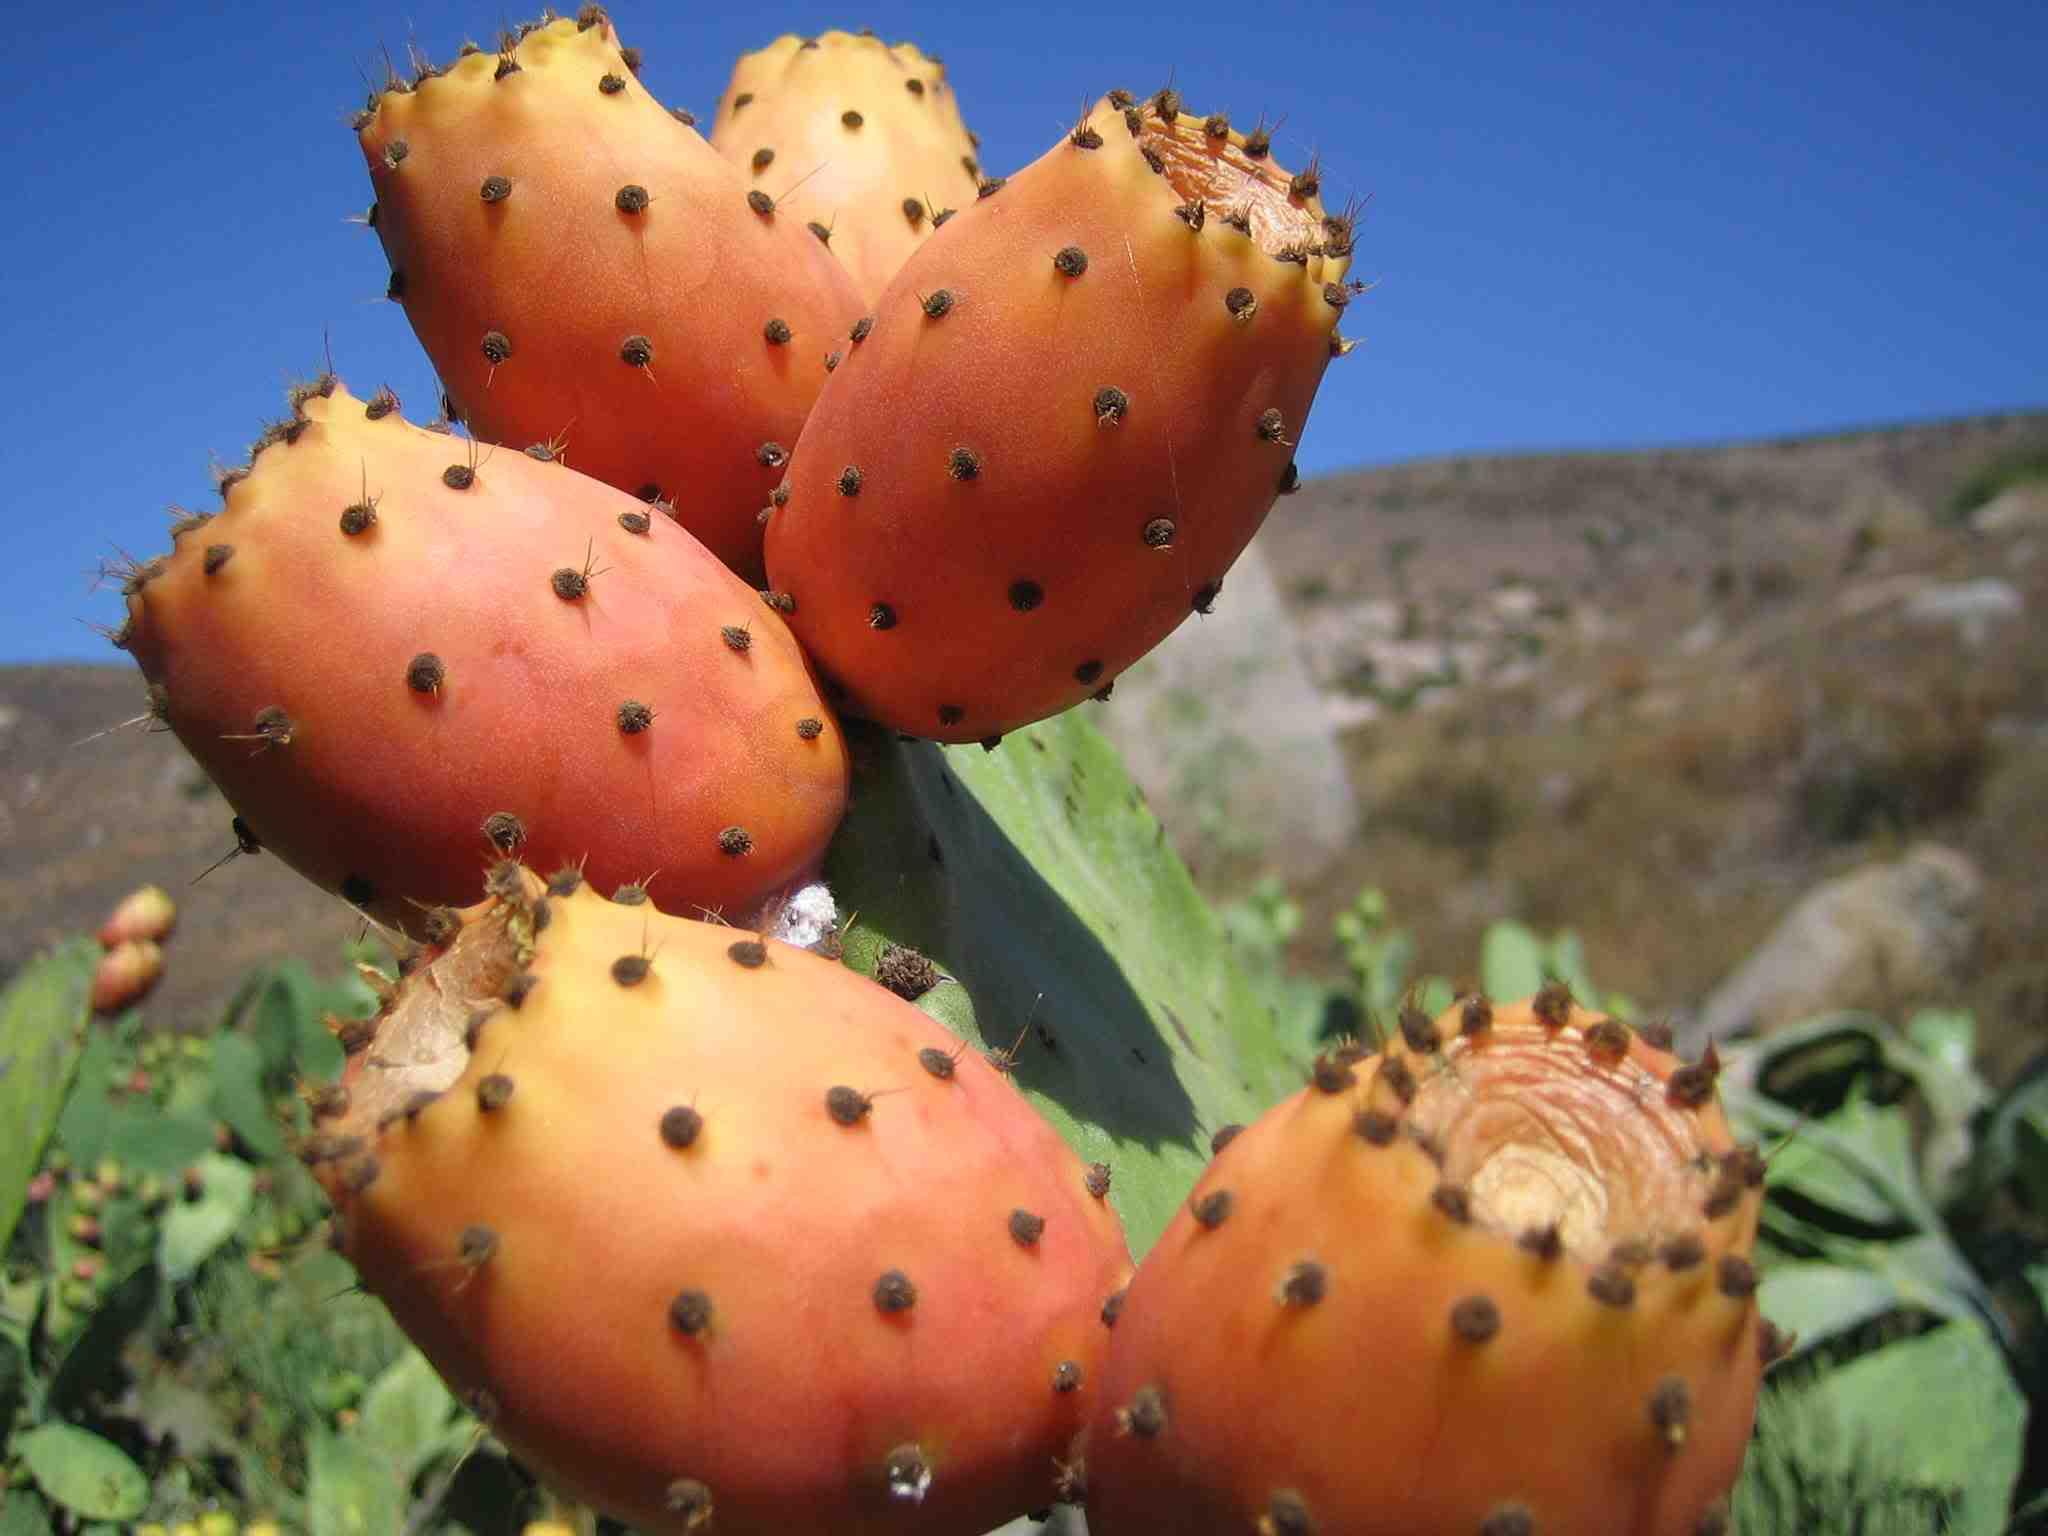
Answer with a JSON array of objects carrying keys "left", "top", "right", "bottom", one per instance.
[
  {"left": 1904, "top": 578, "right": 2022, "bottom": 650},
  {"left": 1973, "top": 482, "right": 2048, "bottom": 533},
  {"left": 1094, "top": 538, "right": 1361, "bottom": 882},
  {"left": 1686, "top": 843, "right": 1983, "bottom": 1051}
]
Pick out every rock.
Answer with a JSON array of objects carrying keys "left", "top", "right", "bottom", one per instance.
[
  {"left": 1973, "top": 482, "right": 2048, "bottom": 533},
  {"left": 1903, "top": 578, "right": 2022, "bottom": 649},
  {"left": 1093, "top": 538, "right": 1362, "bottom": 882},
  {"left": 1686, "top": 843, "right": 1983, "bottom": 1052}
]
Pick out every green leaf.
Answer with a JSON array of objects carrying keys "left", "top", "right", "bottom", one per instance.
[
  {"left": 51, "top": 1027, "right": 128, "bottom": 1172},
  {"left": 46, "top": 1261, "right": 158, "bottom": 1418},
  {"left": 1970, "top": 1061, "right": 2048, "bottom": 1217},
  {"left": 1759, "top": 1236, "right": 1980, "bottom": 1357},
  {"left": 1756, "top": 1263, "right": 1902, "bottom": 1359},
  {"left": 1544, "top": 928, "right": 1598, "bottom": 1003},
  {"left": 296, "top": 1012, "right": 346, "bottom": 1086},
  {"left": 14, "top": 1424, "right": 149, "bottom": 1521},
  {"left": 250, "top": 966, "right": 314, "bottom": 1079},
  {"left": 158, "top": 1153, "right": 254, "bottom": 1281},
  {"left": 308, "top": 1427, "right": 409, "bottom": 1536},
  {"left": 1798, "top": 1319, "right": 2023, "bottom": 1535},
  {"left": 121, "top": 1366, "right": 239, "bottom": 1465},
  {"left": 1762, "top": 1097, "right": 1921, "bottom": 1236},
  {"left": 0, "top": 1327, "right": 24, "bottom": 1429},
  {"left": 104, "top": 1105, "right": 218, "bottom": 1177},
  {"left": 1906, "top": 1007, "right": 1977, "bottom": 1077},
  {"left": 210, "top": 1032, "right": 284, "bottom": 1161},
  {"left": 0, "top": 1491, "right": 54, "bottom": 1536},
  {"left": 357, "top": 1348, "right": 465, "bottom": 1486},
  {"left": 0, "top": 939, "right": 96, "bottom": 1255},
  {"left": 1479, "top": 920, "right": 1545, "bottom": 1001}
]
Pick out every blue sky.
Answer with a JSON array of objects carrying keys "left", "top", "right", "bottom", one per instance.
[{"left": 3, "top": 0, "right": 2041, "bottom": 662}]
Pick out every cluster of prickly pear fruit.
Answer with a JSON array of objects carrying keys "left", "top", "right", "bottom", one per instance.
[
  {"left": 102, "top": 4, "right": 1781, "bottom": 1532},
  {"left": 92, "top": 884, "right": 176, "bottom": 1014}
]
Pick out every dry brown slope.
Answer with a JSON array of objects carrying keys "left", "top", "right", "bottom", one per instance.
[{"left": 0, "top": 665, "right": 359, "bottom": 1023}]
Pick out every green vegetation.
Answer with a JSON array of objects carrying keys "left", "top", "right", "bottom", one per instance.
[
  {"left": 1950, "top": 449, "right": 2048, "bottom": 524},
  {"left": 0, "top": 947, "right": 533, "bottom": 1534},
  {"left": 6, "top": 860, "right": 2045, "bottom": 1531}
]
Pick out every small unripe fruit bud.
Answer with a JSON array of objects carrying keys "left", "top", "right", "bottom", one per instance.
[
  {"left": 98, "top": 884, "right": 177, "bottom": 948},
  {"left": 92, "top": 940, "right": 164, "bottom": 1013}
]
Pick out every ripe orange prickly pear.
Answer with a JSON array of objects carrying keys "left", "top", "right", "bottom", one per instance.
[
  {"left": 120, "top": 376, "right": 847, "bottom": 937},
  {"left": 355, "top": 8, "right": 865, "bottom": 581},
  {"left": 305, "top": 864, "right": 1134, "bottom": 1535},
  {"left": 762, "top": 88, "right": 1357, "bottom": 742},
  {"left": 710, "top": 31, "right": 983, "bottom": 304},
  {"left": 1078, "top": 991, "right": 1780, "bottom": 1536}
]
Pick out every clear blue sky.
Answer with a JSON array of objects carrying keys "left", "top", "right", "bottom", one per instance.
[{"left": 4, "top": 0, "right": 2041, "bottom": 662}]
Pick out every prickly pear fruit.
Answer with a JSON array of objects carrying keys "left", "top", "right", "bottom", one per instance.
[
  {"left": 307, "top": 864, "right": 1133, "bottom": 1535},
  {"left": 1079, "top": 991, "right": 1777, "bottom": 1536},
  {"left": 762, "top": 89, "right": 1356, "bottom": 742},
  {"left": 356, "top": 9, "right": 865, "bottom": 580},
  {"left": 120, "top": 376, "right": 847, "bottom": 937},
  {"left": 710, "top": 31, "right": 982, "bottom": 304},
  {"left": 91, "top": 939, "right": 164, "bottom": 1014},
  {"left": 97, "top": 884, "right": 176, "bottom": 948}
]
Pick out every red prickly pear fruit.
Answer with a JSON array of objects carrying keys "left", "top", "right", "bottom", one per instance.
[
  {"left": 307, "top": 866, "right": 1134, "bottom": 1535},
  {"left": 92, "top": 939, "right": 164, "bottom": 1013},
  {"left": 1079, "top": 993, "right": 1772, "bottom": 1536},
  {"left": 121, "top": 376, "right": 848, "bottom": 938},
  {"left": 356, "top": 10, "right": 865, "bottom": 582},
  {"left": 762, "top": 91, "right": 1356, "bottom": 742},
  {"left": 98, "top": 884, "right": 177, "bottom": 948},
  {"left": 710, "top": 32, "right": 983, "bottom": 304}
]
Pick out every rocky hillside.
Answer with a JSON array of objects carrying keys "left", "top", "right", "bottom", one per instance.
[
  {"left": 1115, "top": 407, "right": 2048, "bottom": 1081},
  {"left": 7, "top": 407, "right": 2047, "bottom": 1075}
]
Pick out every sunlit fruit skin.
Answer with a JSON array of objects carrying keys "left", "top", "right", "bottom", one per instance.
[
  {"left": 306, "top": 866, "right": 1134, "bottom": 1535},
  {"left": 356, "top": 9, "right": 866, "bottom": 582},
  {"left": 763, "top": 91, "right": 1357, "bottom": 743},
  {"left": 120, "top": 377, "right": 848, "bottom": 938},
  {"left": 1080, "top": 992, "right": 1776, "bottom": 1536},
  {"left": 711, "top": 30, "right": 983, "bottom": 305}
]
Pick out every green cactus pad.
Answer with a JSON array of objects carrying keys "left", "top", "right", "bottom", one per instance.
[
  {"left": 0, "top": 938, "right": 97, "bottom": 1256},
  {"left": 828, "top": 713, "right": 1313, "bottom": 1255}
]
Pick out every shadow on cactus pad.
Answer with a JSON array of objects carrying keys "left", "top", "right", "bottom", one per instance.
[{"left": 827, "top": 712, "right": 1317, "bottom": 1256}]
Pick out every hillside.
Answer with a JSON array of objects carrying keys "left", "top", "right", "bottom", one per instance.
[{"left": 1247, "top": 408, "right": 2048, "bottom": 1080}]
